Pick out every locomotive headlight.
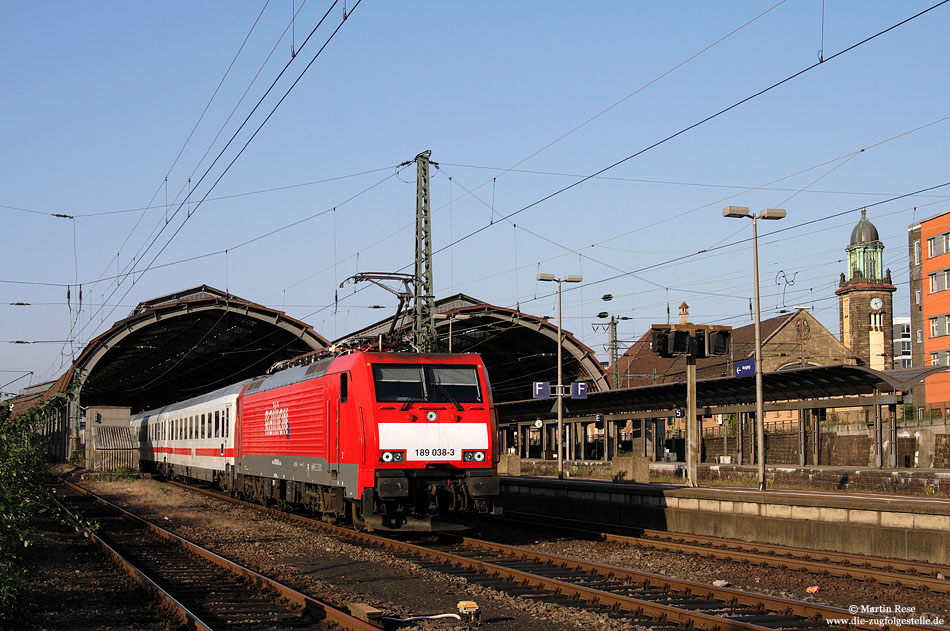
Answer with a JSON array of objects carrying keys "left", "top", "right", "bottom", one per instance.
[
  {"left": 463, "top": 450, "right": 487, "bottom": 462},
  {"left": 380, "top": 450, "right": 405, "bottom": 463},
  {"left": 426, "top": 410, "right": 438, "bottom": 421}
]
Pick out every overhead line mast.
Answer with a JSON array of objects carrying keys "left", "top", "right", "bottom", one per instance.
[{"left": 413, "top": 150, "right": 437, "bottom": 352}]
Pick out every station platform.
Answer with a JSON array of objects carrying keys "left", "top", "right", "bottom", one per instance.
[{"left": 500, "top": 475, "right": 950, "bottom": 563}]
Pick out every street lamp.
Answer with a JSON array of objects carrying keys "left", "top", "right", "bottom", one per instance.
[
  {"left": 722, "top": 206, "right": 786, "bottom": 491},
  {"left": 537, "top": 272, "right": 583, "bottom": 479}
]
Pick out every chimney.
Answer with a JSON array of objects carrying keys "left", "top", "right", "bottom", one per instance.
[{"left": 679, "top": 302, "right": 690, "bottom": 325}]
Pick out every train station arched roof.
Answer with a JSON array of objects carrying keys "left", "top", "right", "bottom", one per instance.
[
  {"left": 338, "top": 294, "right": 609, "bottom": 403},
  {"left": 46, "top": 285, "right": 329, "bottom": 412}
]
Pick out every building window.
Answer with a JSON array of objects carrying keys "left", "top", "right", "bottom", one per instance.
[
  {"left": 930, "top": 274, "right": 937, "bottom": 293},
  {"left": 916, "top": 289, "right": 922, "bottom": 305},
  {"left": 931, "top": 318, "right": 938, "bottom": 337},
  {"left": 901, "top": 323, "right": 911, "bottom": 336},
  {"left": 917, "top": 329, "right": 923, "bottom": 343},
  {"left": 871, "top": 312, "right": 883, "bottom": 330},
  {"left": 915, "top": 240, "right": 921, "bottom": 265},
  {"left": 901, "top": 341, "right": 911, "bottom": 353},
  {"left": 902, "top": 358, "right": 912, "bottom": 368},
  {"left": 932, "top": 353, "right": 939, "bottom": 366},
  {"left": 929, "top": 237, "right": 935, "bottom": 257}
]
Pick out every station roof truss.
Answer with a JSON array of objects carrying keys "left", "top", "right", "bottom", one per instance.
[
  {"left": 497, "top": 364, "right": 950, "bottom": 423},
  {"left": 45, "top": 285, "right": 329, "bottom": 412},
  {"left": 337, "top": 293, "right": 608, "bottom": 403}
]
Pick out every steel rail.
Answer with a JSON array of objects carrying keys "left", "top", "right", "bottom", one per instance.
[
  {"left": 165, "top": 484, "right": 776, "bottom": 631},
  {"left": 58, "top": 479, "right": 379, "bottom": 631},
  {"left": 161, "top": 480, "right": 945, "bottom": 631},
  {"left": 499, "top": 511, "right": 950, "bottom": 592},
  {"left": 51, "top": 493, "right": 213, "bottom": 631}
]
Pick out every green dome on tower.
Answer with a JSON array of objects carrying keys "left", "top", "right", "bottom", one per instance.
[{"left": 846, "top": 207, "right": 883, "bottom": 281}]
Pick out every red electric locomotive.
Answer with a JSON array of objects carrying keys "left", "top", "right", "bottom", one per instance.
[{"left": 134, "top": 351, "right": 501, "bottom": 531}]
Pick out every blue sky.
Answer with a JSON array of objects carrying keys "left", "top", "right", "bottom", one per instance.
[{"left": 2, "top": 1, "right": 949, "bottom": 393}]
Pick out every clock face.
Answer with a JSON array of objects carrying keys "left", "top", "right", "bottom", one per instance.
[{"left": 870, "top": 297, "right": 883, "bottom": 311}]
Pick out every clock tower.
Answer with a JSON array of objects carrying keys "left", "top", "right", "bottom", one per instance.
[{"left": 836, "top": 207, "right": 896, "bottom": 369}]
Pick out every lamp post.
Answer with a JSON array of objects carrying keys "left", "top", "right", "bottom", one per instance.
[
  {"left": 722, "top": 206, "right": 786, "bottom": 491},
  {"left": 537, "top": 272, "right": 583, "bottom": 479}
]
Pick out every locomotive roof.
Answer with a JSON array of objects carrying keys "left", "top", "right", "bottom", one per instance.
[
  {"left": 245, "top": 355, "right": 336, "bottom": 396},
  {"left": 246, "top": 351, "right": 485, "bottom": 397}
]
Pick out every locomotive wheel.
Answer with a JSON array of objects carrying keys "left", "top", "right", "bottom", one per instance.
[{"left": 349, "top": 501, "right": 369, "bottom": 532}]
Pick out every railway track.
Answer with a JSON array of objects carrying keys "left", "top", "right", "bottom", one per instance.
[
  {"left": 54, "top": 480, "right": 378, "bottom": 631},
  {"left": 147, "top": 479, "right": 946, "bottom": 631},
  {"left": 495, "top": 511, "right": 950, "bottom": 593}
]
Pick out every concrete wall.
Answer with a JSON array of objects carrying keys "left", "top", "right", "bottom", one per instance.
[{"left": 502, "top": 477, "right": 950, "bottom": 563}]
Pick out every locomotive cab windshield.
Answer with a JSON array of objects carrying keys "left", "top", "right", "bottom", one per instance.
[{"left": 372, "top": 363, "right": 483, "bottom": 406}]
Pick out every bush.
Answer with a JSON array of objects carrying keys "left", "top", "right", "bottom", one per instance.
[
  {"left": 0, "top": 394, "right": 95, "bottom": 626},
  {"left": 0, "top": 400, "right": 46, "bottom": 624}
]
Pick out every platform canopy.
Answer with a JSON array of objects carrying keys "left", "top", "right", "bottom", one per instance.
[
  {"left": 496, "top": 364, "right": 948, "bottom": 422},
  {"left": 44, "top": 285, "right": 329, "bottom": 412}
]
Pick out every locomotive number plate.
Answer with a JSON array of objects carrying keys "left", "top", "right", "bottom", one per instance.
[{"left": 378, "top": 423, "right": 488, "bottom": 460}]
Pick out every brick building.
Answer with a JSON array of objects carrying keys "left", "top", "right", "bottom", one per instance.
[
  {"left": 613, "top": 306, "right": 854, "bottom": 388},
  {"left": 908, "top": 210, "right": 950, "bottom": 404}
]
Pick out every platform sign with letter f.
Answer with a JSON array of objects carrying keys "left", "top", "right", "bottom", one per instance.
[
  {"left": 570, "top": 382, "right": 588, "bottom": 400},
  {"left": 533, "top": 381, "right": 551, "bottom": 399}
]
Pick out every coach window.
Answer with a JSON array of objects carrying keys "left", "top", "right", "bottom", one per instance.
[
  {"left": 202, "top": 414, "right": 207, "bottom": 438},
  {"left": 340, "top": 372, "right": 348, "bottom": 403},
  {"left": 225, "top": 408, "right": 229, "bottom": 438},
  {"left": 215, "top": 411, "right": 220, "bottom": 438}
]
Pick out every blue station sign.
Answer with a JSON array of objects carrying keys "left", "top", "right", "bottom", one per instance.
[
  {"left": 570, "top": 382, "right": 588, "bottom": 400},
  {"left": 532, "top": 381, "right": 551, "bottom": 399},
  {"left": 735, "top": 358, "right": 755, "bottom": 378}
]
